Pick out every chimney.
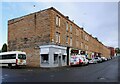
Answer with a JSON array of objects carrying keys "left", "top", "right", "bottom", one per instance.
[{"left": 66, "top": 16, "right": 69, "bottom": 19}]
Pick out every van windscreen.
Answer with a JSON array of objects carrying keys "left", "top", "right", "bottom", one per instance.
[{"left": 18, "top": 54, "right": 26, "bottom": 59}]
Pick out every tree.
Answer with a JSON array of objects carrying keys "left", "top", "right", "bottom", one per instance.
[{"left": 2, "top": 43, "right": 7, "bottom": 52}]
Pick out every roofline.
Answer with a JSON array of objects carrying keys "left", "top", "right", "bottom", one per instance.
[
  {"left": 0, "top": 51, "right": 26, "bottom": 55},
  {"left": 49, "top": 7, "right": 106, "bottom": 46},
  {"left": 8, "top": 7, "right": 52, "bottom": 22}
]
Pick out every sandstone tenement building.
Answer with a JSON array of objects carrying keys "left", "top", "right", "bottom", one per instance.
[{"left": 8, "top": 7, "right": 110, "bottom": 67}]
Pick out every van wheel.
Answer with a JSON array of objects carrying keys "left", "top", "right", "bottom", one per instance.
[
  {"left": 15, "top": 65, "right": 19, "bottom": 69},
  {"left": 8, "top": 64, "right": 12, "bottom": 68}
]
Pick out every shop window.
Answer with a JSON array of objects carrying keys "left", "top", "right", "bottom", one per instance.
[
  {"left": 81, "top": 51, "right": 85, "bottom": 55},
  {"left": 41, "top": 54, "right": 49, "bottom": 64},
  {"left": 71, "top": 50, "right": 79, "bottom": 55},
  {"left": 54, "top": 54, "right": 58, "bottom": 64},
  {"left": 62, "top": 55, "right": 66, "bottom": 62}
]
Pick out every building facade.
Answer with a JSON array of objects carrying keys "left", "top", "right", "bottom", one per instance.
[
  {"left": 8, "top": 7, "right": 110, "bottom": 67},
  {"left": 107, "top": 47, "right": 115, "bottom": 57}
]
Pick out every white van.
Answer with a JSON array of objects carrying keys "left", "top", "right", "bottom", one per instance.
[{"left": 0, "top": 51, "right": 27, "bottom": 68}]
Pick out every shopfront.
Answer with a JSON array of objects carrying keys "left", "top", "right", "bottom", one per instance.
[{"left": 39, "top": 45, "right": 67, "bottom": 68}]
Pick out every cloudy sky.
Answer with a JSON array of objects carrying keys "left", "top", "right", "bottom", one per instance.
[{"left": 0, "top": 1, "right": 118, "bottom": 49}]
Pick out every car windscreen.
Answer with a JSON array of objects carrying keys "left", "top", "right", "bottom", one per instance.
[{"left": 18, "top": 54, "right": 26, "bottom": 59}]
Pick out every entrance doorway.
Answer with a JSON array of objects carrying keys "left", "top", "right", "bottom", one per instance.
[{"left": 58, "top": 56, "right": 62, "bottom": 66}]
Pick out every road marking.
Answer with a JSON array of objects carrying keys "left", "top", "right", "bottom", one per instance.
[
  {"left": 23, "top": 78, "right": 27, "bottom": 81},
  {"left": 97, "top": 77, "right": 105, "bottom": 80},
  {"left": 28, "top": 69, "right": 33, "bottom": 72},
  {"left": 67, "top": 69, "right": 69, "bottom": 71},
  {"left": 50, "top": 75, "right": 54, "bottom": 77},
  {"left": 4, "top": 74, "right": 8, "bottom": 77}
]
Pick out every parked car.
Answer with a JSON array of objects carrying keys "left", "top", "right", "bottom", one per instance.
[
  {"left": 70, "top": 55, "right": 89, "bottom": 66},
  {"left": 101, "top": 57, "right": 107, "bottom": 62},
  {"left": 88, "top": 58, "right": 98, "bottom": 64},
  {"left": 70, "top": 56, "right": 80, "bottom": 66},
  {"left": 77, "top": 55, "right": 89, "bottom": 65},
  {"left": 107, "top": 57, "right": 112, "bottom": 60},
  {"left": 94, "top": 57, "right": 102, "bottom": 63}
]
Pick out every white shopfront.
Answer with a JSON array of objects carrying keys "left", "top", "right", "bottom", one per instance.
[{"left": 39, "top": 45, "right": 67, "bottom": 68}]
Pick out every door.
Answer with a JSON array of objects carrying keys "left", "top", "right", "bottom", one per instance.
[{"left": 58, "top": 56, "right": 62, "bottom": 66}]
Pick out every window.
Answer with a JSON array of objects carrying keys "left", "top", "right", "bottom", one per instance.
[
  {"left": 70, "top": 25, "right": 72, "bottom": 32},
  {"left": 66, "top": 22, "right": 68, "bottom": 31},
  {"left": 81, "top": 32, "right": 84, "bottom": 39},
  {"left": 58, "top": 33, "right": 60, "bottom": 43},
  {"left": 18, "top": 54, "right": 26, "bottom": 59},
  {"left": 56, "top": 32, "right": 60, "bottom": 43},
  {"left": 56, "top": 16, "right": 60, "bottom": 27},
  {"left": 56, "top": 16, "right": 58, "bottom": 26},
  {"left": 85, "top": 45, "right": 88, "bottom": 50},
  {"left": 0, "top": 55, "right": 2, "bottom": 59},
  {"left": 85, "top": 35, "right": 89, "bottom": 41},
  {"left": 81, "top": 42, "right": 83, "bottom": 49},
  {"left": 54, "top": 54, "right": 58, "bottom": 64},
  {"left": 85, "top": 35, "right": 86, "bottom": 40},
  {"left": 62, "top": 55, "right": 66, "bottom": 62},
  {"left": 1, "top": 54, "right": 16, "bottom": 59},
  {"left": 87, "top": 36, "right": 89, "bottom": 41},
  {"left": 85, "top": 45, "right": 87, "bottom": 50},
  {"left": 66, "top": 36, "right": 69, "bottom": 44},
  {"left": 76, "top": 29, "right": 79, "bottom": 36},
  {"left": 59, "top": 17, "right": 60, "bottom": 27},
  {"left": 76, "top": 40, "right": 79, "bottom": 47},
  {"left": 41, "top": 54, "right": 49, "bottom": 64},
  {"left": 56, "top": 33, "right": 58, "bottom": 43},
  {"left": 70, "top": 37, "right": 72, "bottom": 46},
  {"left": 87, "top": 45, "right": 89, "bottom": 50}
]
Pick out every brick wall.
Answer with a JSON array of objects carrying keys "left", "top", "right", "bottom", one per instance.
[{"left": 8, "top": 9, "right": 51, "bottom": 67}]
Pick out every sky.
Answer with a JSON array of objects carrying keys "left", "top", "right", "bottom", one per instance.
[{"left": 0, "top": 1, "right": 119, "bottom": 50}]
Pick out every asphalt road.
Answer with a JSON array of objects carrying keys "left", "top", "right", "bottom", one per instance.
[{"left": 1, "top": 56, "right": 119, "bottom": 83}]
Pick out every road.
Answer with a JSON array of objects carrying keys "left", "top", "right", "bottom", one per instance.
[{"left": 1, "top": 56, "right": 119, "bottom": 83}]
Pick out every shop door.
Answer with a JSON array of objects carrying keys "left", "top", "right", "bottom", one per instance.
[{"left": 58, "top": 56, "right": 62, "bottom": 66}]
